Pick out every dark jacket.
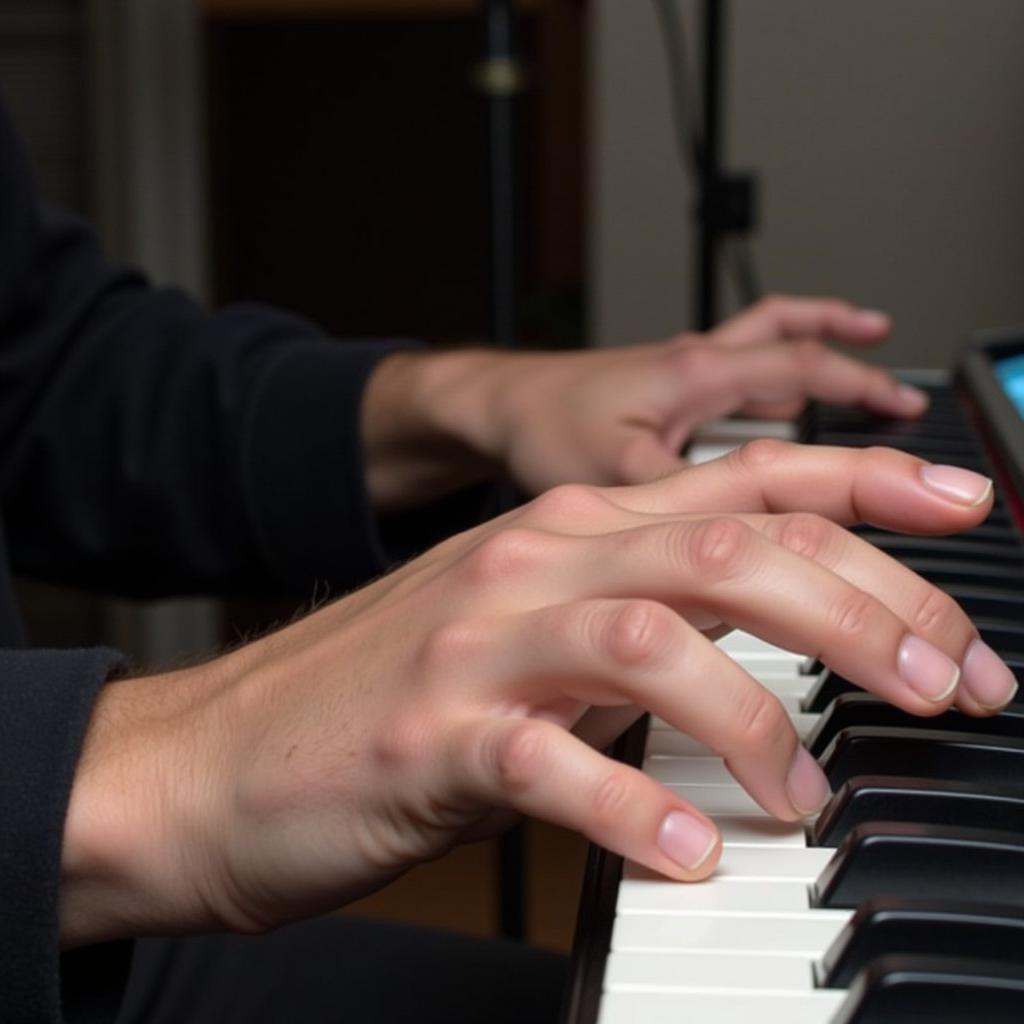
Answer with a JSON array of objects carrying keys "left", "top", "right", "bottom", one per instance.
[{"left": 0, "top": 100, "right": 482, "bottom": 1023}]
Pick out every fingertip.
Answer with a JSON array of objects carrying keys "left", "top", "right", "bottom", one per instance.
[
  {"left": 919, "top": 464, "right": 994, "bottom": 509},
  {"left": 656, "top": 809, "right": 720, "bottom": 876},
  {"left": 853, "top": 308, "right": 891, "bottom": 334},
  {"left": 893, "top": 383, "right": 929, "bottom": 417}
]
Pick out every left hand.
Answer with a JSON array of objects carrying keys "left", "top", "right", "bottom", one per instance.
[{"left": 362, "top": 295, "right": 929, "bottom": 508}]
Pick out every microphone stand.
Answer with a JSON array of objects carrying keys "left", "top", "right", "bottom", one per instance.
[
  {"left": 696, "top": 0, "right": 758, "bottom": 330},
  {"left": 479, "top": 0, "right": 526, "bottom": 940}
]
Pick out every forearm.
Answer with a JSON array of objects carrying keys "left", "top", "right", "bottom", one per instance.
[{"left": 360, "top": 348, "right": 509, "bottom": 511}]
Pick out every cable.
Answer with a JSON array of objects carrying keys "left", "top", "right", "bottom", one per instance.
[{"left": 650, "top": 0, "right": 761, "bottom": 311}]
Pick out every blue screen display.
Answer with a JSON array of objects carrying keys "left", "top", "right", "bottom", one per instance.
[{"left": 996, "top": 352, "right": 1024, "bottom": 418}]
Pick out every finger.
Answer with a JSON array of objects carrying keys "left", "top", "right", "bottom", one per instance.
[
  {"left": 748, "top": 512, "right": 1018, "bottom": 715},
  {"left": 451, "top": 714, "right": 723, "bottom": 879},
  {"left": 459, "top": 598, "right": 822, "bottom": 820},
  {"left": 712, "top": 294, "right": 892, "bottom": 348},
  {"left": 622, "top": 442, "right": 993, "bottom": 536},
  {"left": 538, "top": 518, "right": 970, "bottom": 717},
  {"left": 670, "top": 341, "right": 927, "bottom": 420}
]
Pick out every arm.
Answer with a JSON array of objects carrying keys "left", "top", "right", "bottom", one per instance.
[
  {"left": 59, "top": 445, "right": 1015, "bottom": 949},
  {"left": 0, "top": 103, "right": 422, "bottom": 599},
  {"left": 360, "top": 294, "right": 930, "bottom": 508}
]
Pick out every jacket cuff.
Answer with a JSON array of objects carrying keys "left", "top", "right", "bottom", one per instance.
[{"left": 0, "top": 647, "right": 128, "bottom": 1024}]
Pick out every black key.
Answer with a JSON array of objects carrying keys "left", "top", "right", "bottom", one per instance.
[
  {"left": 820, "top": 727, "right": 1024, "bottom": 789},
  {"left": 810, "top": 776, "right": 1024, "bottom": 847},
  {"left": 832, "top": 954, "right": 1024, "bottom": 1024},
  {"left": 814, "top": 431, "right": 983, "bottom": 458},
  {"left": 903, "top": 558, "right": 1024, "bottom": 588},
  {"left": 803, "top": 664, "right": 1024, "bottom": 714},
  {"left": 852, "top": 535, "right": 1024, "bottom": 567},
  {"left": 805, "top": 694, "right": 1024, "bottom": 758},
  {"left": 854, "top": 522, "right": 1024, "bottom": 546},
  {"left": 819, "top": 899, "right": 1024, "bottom": 989},
  {"left": 941, "top": 584, "right": 1024, "bottom": 621},
  {"left": 812, "top": 823, "right": 1024, "bottom": 910},
  {"left": 801, "top": 668, "right": 862, "bottom": 712}
]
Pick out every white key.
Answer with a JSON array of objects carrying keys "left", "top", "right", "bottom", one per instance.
[
  {"left": 645, "top": 713, "right": 818, "bottom": 754},
  {"left": 611, "top": 911, "right": 851, "bottom": 955},
  {"left": 713, "top": 815, "right": 808, "bottom": 847},
  {"left": 603, "top": 950, "right": 814, "bottom": 991},
  {"left": 663, "top": 784, "right": 766, "bottom": 814},
  {"left": 598, "top": 990, "right": 846, "bottom": 1024},
  {"left": 718, "top": 631, "right": 801, "bottom": 658},
  {"left": 643, "top": 756, "right": 736, "bottom": 785},
  {"left": 693, "top": 418, "right": 799, "bottom": 442},
  {"left": 617, "top": 877, "right": 811, "bottom": 913},
  {"left": 623, "top": 847, "right": 831, "bottom": 883}
]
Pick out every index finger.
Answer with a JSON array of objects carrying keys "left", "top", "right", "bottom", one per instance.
[
  {"left": 617, "top": 441, "right": 994, "bottom": 535},
  {"left": 712, "top": 294, "right": 891, "bottom": 348}
]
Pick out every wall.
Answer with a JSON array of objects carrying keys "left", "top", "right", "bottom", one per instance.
[{"left": 590, "top": 0, "right": 1024, "bottom": 368}]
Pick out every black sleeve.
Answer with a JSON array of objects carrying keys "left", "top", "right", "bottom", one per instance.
[
  {"left": 0, "top": 647, "right": 129, "bottom": 1024},
  {"left": 0, "top": 101, "right": 427, "bottom": 599}
]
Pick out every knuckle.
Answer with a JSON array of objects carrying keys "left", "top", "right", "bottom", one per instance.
[
  {"left": 911, "top": 587, "right": 963, "bottom": 638},
  {"left": 684, "top": 516, "right": 754, "bottom": 580},
  {"left": 730, "top": 686, "right": 789, "bottom": 750},
  {"left": 601, "top": 599, "right": 676, "bottom": 669},
  {"left": 758, "top": 293, "right": 787, "bottom": 314},
  {"left": 489, "top": 721, "right": 548, "bottom": 794},
  {"left": 463, "top": 527, "right": 552, "bottom": 585},
  {"left": 792, "top": 337, "right": 824, "bottom": 369},
  {"left": 733, "top": 437, "right": 792, "bottom": 472},
  {"left": 827, "top": 589, "right": 879, "bottom": 640},
  {"left": 672, "top": 342, "right": 720, "bottom": 378},
  {"left": 374, "top": 712, "right": 433, "bottom": 770},
  {"left": 417, "top": 619, "right": 481, "bottom": 677},
  {"left": 590, "top": 771, "right": 632, "bottom": 827},
  {"left": 529, "top": 483, "right": 605, "bottom": 522},
  {"left": 774, "top": 512, "right": 835, "bottom": 562}
]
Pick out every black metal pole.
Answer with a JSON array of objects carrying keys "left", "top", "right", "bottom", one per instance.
[
  {"left": 697, "top": 0, "right": 723, "bottom": 331},
  {"left": 482, "top": 0, "right": 519, "bottom": 348},
  {"left": 480, "top": 0, "right": 526, "bottom": 941}
]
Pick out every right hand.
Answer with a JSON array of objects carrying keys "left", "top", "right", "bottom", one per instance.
[{"left": 61, "top": 442, "right": 1014, "bottom": 947}]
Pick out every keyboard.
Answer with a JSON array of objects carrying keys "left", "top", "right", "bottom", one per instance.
[{"left": 563, "top": 338, "right": 1024, "bottom": 1024}]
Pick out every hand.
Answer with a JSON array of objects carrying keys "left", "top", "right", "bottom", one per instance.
[
  {"left": 61, "top": 444, "right": 1012, "bottom": 949},
  {"left": 362, "top": 295, "right": 929, "bottom": 508}
]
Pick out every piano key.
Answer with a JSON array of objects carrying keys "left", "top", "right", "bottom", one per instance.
[
  {"left": 819, "top": 726, "right": 1024, "bottom": 788},
  {"left": 940, "top": 584, "right": 1024, "bottom": 621},
  {"left": 900, "top": 558, "right": 1024, "bottom": 588},
  {"left": 646, "top": 712, "right": 818, "bottom": 754},
  {"left": 819, "top": 900, "right": 1024, "bottom": 989},
  {"left": 812, "top": 823, "right": 1024, "bottom": 910},
  {"left": 643, "top": 756, "right": 738, "bottom": 786},
  {"left": 852, "top": 535, "right": 1024, "bottom": 567},
  {"left": 830, "top": 955, "right": 1024, "bottom": 1024},
  {"left": 804, "top": 693, "right": 1024, "bottom": 758},
  {"left": 712, "top": 815, "right": 809, "bottom": 846},
  {"left": 597, "top": 990, "right": 846, "bottom": 1024},
  {"left": 810, "top": 776, "right": 1024, "bottom": 847},
  {"left": 603, "top": 949, "right": 814, "bottom": 992},
  {"left": 617, "top": 874, "right": 811, "bottom": 913},
  {"left": 611, "top": 910, "right": 850, "bottom": 956}
]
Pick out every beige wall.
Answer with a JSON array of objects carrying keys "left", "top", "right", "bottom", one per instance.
[{"left": 590, "top": 0, "right": 1024, "bottom": 368}]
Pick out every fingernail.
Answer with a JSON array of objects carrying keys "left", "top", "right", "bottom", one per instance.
[
  {"left": 919, "top": 464, "right": 993, "bottom": 507},
  {"left": 855, "top": 309, "right": 890, "bottom": 331},
  {"left": 895, "top": 384, "right": 929, "bottom": 415},
  {"left": 657, "top": 810, "right": 717, "bottom": 870},
  {"left": 785, "top": 745, "right": 832, "bottom": 816},
  {"left": 897, "top": 634, "right": 960, "bottom": 701},
  {"left": 963, "top": 638, "right": 1019, "bottom": 710}
]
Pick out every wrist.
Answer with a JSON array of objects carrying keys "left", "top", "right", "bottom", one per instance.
[
  {"left": 361, "top": 347, "right": 516, "bottom": 511},
  {"left": 59, "top": 661, "right": 235, "bottom": 948}
]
